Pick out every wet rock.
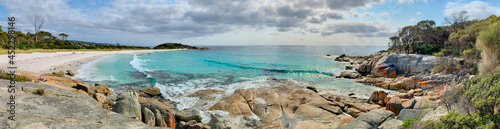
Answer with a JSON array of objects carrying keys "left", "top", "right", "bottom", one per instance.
[
  {"left": 112, "top": 90, "right": 141, "bottom": 120},
  {"left": 345, "top": 65, "right": 354, "bottom": 70},
  {"left": 175, "top": 108, "right": 202, "bottom": 122},
  {"left": 306, "top": 86, "right": 318, "bottom": 93}
]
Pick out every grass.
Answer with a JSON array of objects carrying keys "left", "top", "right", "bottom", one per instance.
[{"left": 0, "top": 48, "right": 153, "bottom": 55}]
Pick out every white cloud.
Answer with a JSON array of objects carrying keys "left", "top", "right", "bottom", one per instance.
[
  {"left": 444, "top": 1, "right": 500, "bottom": 20},
  {"left": 416, "top": 12, "right": 421, "bottom": 15},
  {"left": 380, "top": 12, "right": 390, "bottom": 18},
  {"left": 398, "top": 0, "right": 431, "bottom": 4},
  {"left": 411, "top": 18, "right": 417, "bottom": 23}
]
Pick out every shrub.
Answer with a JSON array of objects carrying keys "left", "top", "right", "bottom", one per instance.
[
  {"left": 476, "top": 22, "right": 500, "bottom": 74},
  {"left": 34, "top": 88, "right": 46, "bottom": 96},
  {"left": 403, "top": 118, "right": 421, "bottom": 128},
  {"left": 432, "top": 68, "right": 500, "bottom": 128}
]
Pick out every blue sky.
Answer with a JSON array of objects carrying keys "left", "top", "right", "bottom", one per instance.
[{"left": 0, "top": 0, "right": 499, "bottom": 46}]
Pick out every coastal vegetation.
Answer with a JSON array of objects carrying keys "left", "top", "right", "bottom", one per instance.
[
  {"left": 153, "top": 43, "right": 195, "bottom": 49},
  {"left": 427, "top": 68, "right": 500, "bottom": 128},
  {"left": 388, "top": 11, "right": 500, "bottom": 60},
  {"left": 0, "top": 26, "right": 200, "bottom": 52}
]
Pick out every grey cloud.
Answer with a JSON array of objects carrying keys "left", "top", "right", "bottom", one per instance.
[
  {"left": 277, "top": 5, "right": 313, "bottom": 19},
  {"left": 0, "top": 0, "right": 389, "bottom": 41},
  {"left": 320, "top": 22, "right": 390, "bottom": 37},
  {"left": 326, "top": 0, "right": 384, "bottom": 10}
]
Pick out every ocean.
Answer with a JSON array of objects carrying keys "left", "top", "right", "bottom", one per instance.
[{"left": 73, "top": 45, "right": 389, "bottom": 110}]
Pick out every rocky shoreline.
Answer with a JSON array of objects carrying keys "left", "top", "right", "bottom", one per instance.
[{"left": 0, "top": 51, "right": 461, "bottom": 128}]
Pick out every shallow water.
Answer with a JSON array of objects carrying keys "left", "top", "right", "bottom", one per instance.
[{"left": 73, "top": 45, "right": 389, "bottom": 110}]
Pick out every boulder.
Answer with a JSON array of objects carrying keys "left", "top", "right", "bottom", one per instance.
[
  {"left": 396, "top": 109, "right": 432, "bottom": 121},
  {"left": 367, "top": 90, "right": 387, "bottom": 105},
  {"left": 52, "top": 71, "right": 66, "bottom": 77},
  {"left": 294, "top": 120, "right": 341, "bottom": 129},
  {"left": 140, "top": 99, "right": 176, "bottom": 128},
  {"left": 210, "top": 84, "right": 343, "bottom": 124},
  {"left": 93, "top": 93, "right": 107, "bottom": 104},
  {"left": 340, "top": 71, "right": 362, "bottom": 79},
  {"left": 414, "top": 100, "right": 439, "bottom": 109},
  {"left": 306, "top": 86, "right": 318, "bottom": 93},
  {"left": 142, "top": 107, "right": 155, "bottom": 126},
  {"left": 402, "top": 98, "right": 416, "bottom": 109},
  {"left": 356, "top": 61, "right": 375, "bottom": 74},
  {"left": 378, "top": 119, "right": 403, "bottom": 129},
  {"left": 75, "top": 83, "right": 91, "bottom": 93},
  {"left": 92, "top": 84, "right": 113, "bottom": 96},
  {"left": 389, "top": 78, "right": 417, "bottom": 90},
  {"left": 347, "top": 108, "right": 363, "bottom": 118},
  {"left": 67, "top": 70, "right": 75, "bottom": 76},
  {"left": 112, "top": 90, "right": 142, "bottom": 120},
  {"left": 137, "top": 87, "right": 161, "bottom": 98},
  {"left": 371, "top": 53, "right": 399, "bottom": 78},
  {"left": 179, "top": 120, "right": 210, "bottom": 129},
  {"left": 422, "top": 106, "right": 448, "bottom": 122},
  {"left": 386, "top": 97, "right": 403, "bottom": 115},
  {"left": 175, "top": 108, "right": 202, "bottom": 122},
  {"left": 75, "top": 89, "right": 88, "bottom": 95},
  {"left": 0, "top": 80, "right": 156, "bottom": 129},
  {"left": 154, "top": 109, "right": 166, "bottom": 127},
  {"left": 339, "top": 110, "right": 395, "bottom": 129}
]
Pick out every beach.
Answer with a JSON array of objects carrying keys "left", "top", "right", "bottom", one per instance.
[{"left": 0, "top": 49, "right": 179, "bottom": 75}]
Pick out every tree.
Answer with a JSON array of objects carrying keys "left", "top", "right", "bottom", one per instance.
[
  {"left": 416, "top": 20, "right": 436, "bottom": 53},
  {"left": 33, "top": 15, "right": 45, "bottom": 44},
  {"left": 59, "top": 33, "right": 68, "bottom": 43},
  {"left": 444, "top": 11, "right": 470, "bottom": 31}
]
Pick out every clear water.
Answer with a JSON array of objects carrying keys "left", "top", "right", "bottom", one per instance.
[{"left": 74, "top": 45, "right": 389, "bottom": 109}]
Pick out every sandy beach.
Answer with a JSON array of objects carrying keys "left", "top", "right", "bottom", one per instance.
[{"left": 0, "top": 49, "right": 178, "bottom": 75}]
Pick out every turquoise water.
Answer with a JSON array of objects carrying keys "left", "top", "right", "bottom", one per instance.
[{"left": 74, "top": 46, "right": 388, "bottom": 106}]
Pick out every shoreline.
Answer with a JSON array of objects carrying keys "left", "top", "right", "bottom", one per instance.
[{"left": 0, "top": 49, "right": 182, "bottom": 75}]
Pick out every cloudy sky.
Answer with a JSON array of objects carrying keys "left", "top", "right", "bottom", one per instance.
[{"left": 0, "top": 0, "right": 499, "bottom": 46}]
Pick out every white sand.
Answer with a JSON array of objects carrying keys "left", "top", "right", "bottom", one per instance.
[{"left": 0, "top": 49, "right": 179, "bottom": 74}]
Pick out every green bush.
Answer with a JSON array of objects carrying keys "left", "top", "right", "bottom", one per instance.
[
  {"left": 403, "top": 118, "right": 421, "bottom": 128},
  {"left": 476, "top": 22, "right": 500, "bottom": 74}
]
